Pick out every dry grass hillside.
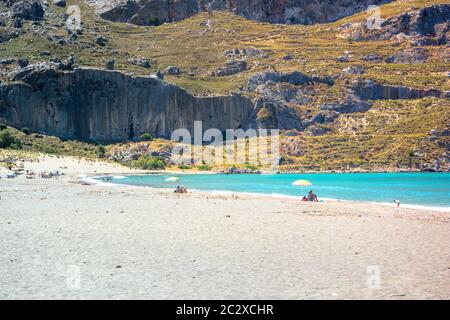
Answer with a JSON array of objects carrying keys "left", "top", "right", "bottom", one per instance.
[{"left": 0, "top": 0, "right": 448, "bottom": 171}]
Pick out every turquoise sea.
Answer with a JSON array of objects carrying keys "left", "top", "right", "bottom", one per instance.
[{"left": 102, "top": 173, "right": 450, "bottom": 210}]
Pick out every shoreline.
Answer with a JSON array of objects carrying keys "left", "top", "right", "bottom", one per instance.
[{"left": 83, "top": 174, "right": 450, "bottom": 213}]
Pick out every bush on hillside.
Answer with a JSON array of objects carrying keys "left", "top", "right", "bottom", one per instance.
[
  {"left": 132, "top": 155, "right": 166, "bottom": 170},
  {"left": 0, "top": 130, "right": 22, "bottom": 149},
  {"left": 21, "top": 127, "right": 31, "bottom": 135},
  {"left": 97, "top": 145, "right": 106, "bottom": 158},
  {"left": 140, "top": 133, "right": 153, "bottom": 141}
]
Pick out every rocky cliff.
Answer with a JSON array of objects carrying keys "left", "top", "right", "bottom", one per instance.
[
  {"left": 87, "top": 0, "right": 392, "bottom": 25},
  {"left": 2, "top": 64, "right": 447, "bottom": 143},
  {"left": 0, "top": 64, "right": 256, "bottom": 142}
]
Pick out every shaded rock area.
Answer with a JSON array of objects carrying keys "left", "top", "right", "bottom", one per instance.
[
  {"left": 345, "top": 4, "right": 450, "bottom": 46},
  {"left": 11, "top": 0, "right": 45, "bottom": 21},
  {"left": 210, "top": 60, "right": 247, "bottom": 77},
  {"left": 86, "top": 0, "right": 392, "bottom": 26},
  {"left": 0, "top": 64, "right": 256, "bottom": 142},
  {"left": 351, "top": 80, "right": 449, "bottom": 100},
  {"left": 385, "top": 48, "right": 429, "bottom": 64},
  {"left": 247, "top": 71, "right": 334, "bottom": 92}
]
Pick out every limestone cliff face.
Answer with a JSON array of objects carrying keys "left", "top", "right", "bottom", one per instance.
[
  {"left": 0, "top": 65, "right": 256, "bottom": 142},
  {"left": 89, "top": 0, "right": 392, "bottom": 26}
]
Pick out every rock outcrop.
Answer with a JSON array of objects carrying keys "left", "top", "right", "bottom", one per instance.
[
  {"left": 344, "top": 4, "right": 450, "bottom": 45},
  {"left": 0, "top": 64, "right": 256, "bottom": 142},
  {"left": 351, "top": 80, "right": 449, "bottom": 100},
  {"left": 210, "top": 60, "right": 247, "bottom": 77},
  {"left": 86, "top": 0, "right": 392, "bottom": 26},
  {"left": 385, "top": 48, "right": 429, "bottom": 64}
]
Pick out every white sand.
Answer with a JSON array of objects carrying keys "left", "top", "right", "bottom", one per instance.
[{"left": 0, "top": 156, "right": 449, "bottom": 299}]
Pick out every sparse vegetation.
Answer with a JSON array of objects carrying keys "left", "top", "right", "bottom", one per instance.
[
  {"left": 0, "top": 130, "right": 22, "bottom": 149},
  {"left": 97, "top": 145, "right": 106, "bottom": 158},
  {"left": 131, "top": 155, "right": 166, "bottom": 170},
  {"left": 140, "top": 133, "right": 154, "bottom": 141}
]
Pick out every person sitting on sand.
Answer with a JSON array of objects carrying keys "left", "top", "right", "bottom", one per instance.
[
  {"left": 307, "top": 190, "right": 319, "bottom": 202},
  {"left": 174, "top": 186, "right": 188, "bottom": 194}
]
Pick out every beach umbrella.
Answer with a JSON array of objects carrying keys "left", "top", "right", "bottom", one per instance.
[
  {"left": 165, "top": 177, "right": 180, "bottom": 182},
  {"left": 292, "top": 179, "right": 312, "bottom": 195}
]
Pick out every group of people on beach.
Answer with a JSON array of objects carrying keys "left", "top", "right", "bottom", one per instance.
[
  {"left": 174, "top": 186, "right": 188, "bottom": 194},
  {"left": 301, "top": 190, "right": 319, "bottom": 202}
]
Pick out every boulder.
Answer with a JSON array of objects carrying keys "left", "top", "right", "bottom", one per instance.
[
  {"left": 343, "top": 65, "right": 365, "bottom": 75},
  {"left": 129, "top": 57, "right": 151, "bottom": 68},
  {"left": 95, "top": 35, "right": 108, "bottom": 47},
  {"left": 210, "top": 60, "right": 248, "bottom": 77},
  {"left": 165, "top": 66, "right": 180, "bottom": 75},
  {"left": 18, "top": 58, "right": 29, "bottom": 68},
  {"left": 154, "top": 70, "right": 164, "bottom": 80},
  {"left": 53, "top": 0, "right": 67, "bottom": 7}
]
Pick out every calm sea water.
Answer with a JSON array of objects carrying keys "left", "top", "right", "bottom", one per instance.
[{"left": 105, "top": 173, "right": 450, "bottom": 209}]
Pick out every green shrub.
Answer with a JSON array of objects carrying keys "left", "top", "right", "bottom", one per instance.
[
  {"left": 21, "top": 127, "right": 31, "bottom": 135},
  {"left": 178, "top": 165, "right": 192, "bottom": 170},
  {"left": 132, "top": 155, "right": 166, "bottom": 170},
  {"left": 140, "top": 133, "right": 153, "bottom": 141},
  {"left": 198, "top": 165, "right": 212, "bottom": 171},
  {"left": 97, "top": 145, "right": 106, "bottom": 158},
  {"left": 0, "top": 130, "right": 22, "bottom": 149},
  {"left": 148, "top": 17, "right": 162, "bottom": 26}
]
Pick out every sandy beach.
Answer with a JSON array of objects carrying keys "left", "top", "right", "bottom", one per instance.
[{"left": 1, "top": 155, "right": 449, "bottom": 299}]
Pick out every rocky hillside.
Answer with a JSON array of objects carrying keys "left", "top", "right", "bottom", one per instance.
[
  {"left": 0, "top": 0, "right": 449, "bottom": 171},
  {"left": 88, "top": 0, "right": 392, "bottom": 26}
]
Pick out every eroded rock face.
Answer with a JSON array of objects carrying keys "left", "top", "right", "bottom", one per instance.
[
  {"left": 87, "top": 0, "right": 391, "bottom": 26},
  {"left": 351, "top": 80, "right": 448, "bottom": 100},
  {"left": 345, "top": 4, "right": 450, "bottom": 45},
  {"left": 0, "top": 64, "right": 256, "bottom": 142},
  {"left": 1, "top": 66, "right": 447, "bottom": 142},
  {"left": 9, "top": 0, "right": 45, "bottom": 21}
]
